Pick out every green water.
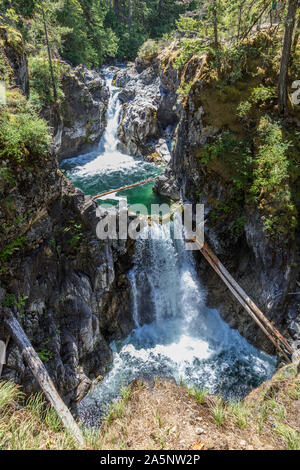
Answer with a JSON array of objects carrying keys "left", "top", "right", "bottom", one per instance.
[{"left": 60, "top": 73, "right": 168, "bottom": 212}]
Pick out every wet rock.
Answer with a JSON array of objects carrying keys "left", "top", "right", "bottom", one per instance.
[
  {"left": 115, "top": 61, "right": 178, "bottom": 160},
  {"left": 153, "top": 168, "right": 180, "bottom": 200},
  {"left": 0, "top": 150, "right": 135, "bottom": 406},
  {"left": 52, "top": 65, "right": 109, "bottom": 161}
]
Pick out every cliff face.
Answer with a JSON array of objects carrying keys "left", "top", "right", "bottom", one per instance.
[
  {"left": 115, "top": 63, "right": 177, "bottom": 164},
  {"left": 115, "top": 40, "right": 300, "bottom": 355},
  {"left": 50, "top": 65, "right": 109, "bottom": 162},
  {"left": 0, "top": 174, "right": 135, "bottom": 405},
  {"left": 0, "top": 25, "right": 134, "bottom": 405},
  {"left": 0, "top": 23, "right": 29, "bottom": 96}
]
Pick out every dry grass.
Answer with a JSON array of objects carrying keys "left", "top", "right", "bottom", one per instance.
[
  {"left": 99, "top": 363, "right": 300, "bottom": 451},
  {"left": 0, "top": 362, "right": 299, "bottom": 450},
  {"left": 0, "top": 381, "right": 77, "bottom": 450}
]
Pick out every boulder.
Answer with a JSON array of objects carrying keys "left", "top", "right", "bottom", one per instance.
[{"left": 54, "top": 65, "right": 109, "bottom": 161}]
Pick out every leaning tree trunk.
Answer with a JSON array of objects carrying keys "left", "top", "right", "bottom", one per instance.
[
  {"left": 292, "top": 12, "right": 300, "bottom": 53},
  {"left": 237, "top": 5, "right": 242, "bottom": 39},
  {"left": 2, "top": 309, "right": 84, "bottom": 446},
  {"left": 41, "top": 0, "right": 57, "bottom": 102},
  {"left": 278, "top": 0, "right": 299, "bottom": 116}
]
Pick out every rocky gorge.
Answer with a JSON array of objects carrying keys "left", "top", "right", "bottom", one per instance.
[
  {"left": 113, "top": 39, "right": 300, "bottom": 356},
  {"left": 48, "top": 64, "right": 110, "bottom": 162},
  {"left": 0, "top": 21, "right": 299, "bottom": 414},
  {"left": 0, "top": 26, "right": 135, "bottom": 406}
]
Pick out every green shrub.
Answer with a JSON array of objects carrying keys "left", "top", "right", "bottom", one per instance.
[
  {"left": 201, "top": 132, "right": 253, "bottom": 187},
  {"left": 0, "top": 236, "right": 26, "bottom": 263},
  {"left": 237, "top": 87, "right": 275, "bottom": 118},
  {"left": 177, "top": 79, "right": 194, "bottom": 100},
  {"left": 38, "top": 340, "right": 52, "bottom": 363},
  {"left": 138, "top": 39, "right": 159, "bottom": 61},
  {"left": 216, "top": 43, "right": 260, "bottom": 85},
  {"left": 0, "top": 98, "right": 50, "bottom": 164},
  {"left": 237, "top": 100, "right": 251, "bottom": 117},
  {"left": 250, "top": 85, "right": 275, "bottom": 104},
  {"left": 250, "top": 117, "right": 297, "bottom": 237},
  {"left": 29, "top": 55, "right": 66, "bottom": 107},
  {"left": 1, "top": 293, "right": 16, "bottom": 308},
  {"left": 0, "top": 165, "right": 13, "bottom": 186},
  {"left": 173, "top": 39, "right": 209, "bottom": 70}
]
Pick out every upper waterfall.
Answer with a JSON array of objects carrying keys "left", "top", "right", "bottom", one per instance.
[{"left": 100, "top": 75, "right": 123, "bottom": 155}]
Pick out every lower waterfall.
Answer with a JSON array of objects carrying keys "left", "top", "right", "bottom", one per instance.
[{"left": 78, "top": 217, "right": 276, "bottom": 426}]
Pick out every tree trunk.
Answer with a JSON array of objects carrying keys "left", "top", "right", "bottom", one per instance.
[
  {"left": 128, "top": 0, "right": 132, "bottom": 26},
  {"left": 212, "top": 0, "right": 218, "bottom": 51},
  {"left": 41, "top": 0, "right": 57, "bottom": 102},
  {"left": 278, "top": 0, "right": 299, "bottom": 116},
  {"left": 292, "top": 11, "right": 300, "bottom": 53},
  {"left": 114, "top": 0, "right": 120, "bottom": 17},
  {"left": 237, "top": 3, "right": 243, "bottom": 39},
  {"left": 2, "top": 309, "right": 84, "bottom": 446},
  {"left": 241, "top": 2, "right": 269, "bottom": 40}
]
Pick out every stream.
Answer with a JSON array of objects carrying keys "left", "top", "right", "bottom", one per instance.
[{"left": 61, "top": 70, "right": 277, "bottom": 426}]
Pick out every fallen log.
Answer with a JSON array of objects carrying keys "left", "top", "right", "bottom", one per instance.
[
  {"left": 202, "top": 242, "right": 292, "bottom": 355},
  {"left": 189, "top": 238, "right": 292, "bottom": 362},
  {"left": 92, "top": 177, "right": 158, "bottom": 200},
  {"left": 2, "top": 309, "right": 84, "bottom": 446}
]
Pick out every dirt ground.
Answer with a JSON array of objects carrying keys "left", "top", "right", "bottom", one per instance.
[{"left": 99, "top": 363, "right": 300, "bottom": 450}]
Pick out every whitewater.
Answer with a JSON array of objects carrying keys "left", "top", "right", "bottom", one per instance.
[{"left": 60, "top": 70, "right": 276, "bottom": 426}]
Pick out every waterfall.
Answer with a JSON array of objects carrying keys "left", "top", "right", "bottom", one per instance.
[
  {"left": 100, "top": 75, "right": 123, "bottom": 155},
  {"left": 129, "top": 215, "right": 203, "bottom": 326},
  {"left": 60, "top": 70, "right": 161, "bottom": 207},
  {"left": 79, "top": 217, "right": 276, "bottom": 427},
  {"left": 62, "top": 70, "right": 277, "bottom": 427}
]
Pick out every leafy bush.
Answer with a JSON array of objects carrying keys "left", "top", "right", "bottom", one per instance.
[
  {"left": 237, "top": 86, "right": 275, "bottom": 118},
  {"left": 173, "top": 39, "right": 209, "bottom": 70},
  {"left": 250, "top": 117, "right": 297, "bottom": 236},
  {"left": 216, "top": 43, "right": 260, "bottom": 85},
  {"left": 29, "top": 55, "right": 66, "bottom": 107},
  {"left": 0, "top": 93, "right": 50, "bottom": 164},
  {"left": 175, "top": 15, "right": 201, "bottom": 36},
  {"left": 0, "top": 236, "right": 26, "bottom": 263},
  {"left": 201, "top": 132, "right": 253, "bottom": 188},
  {"left": 237, "top": 100, "right": 251, "bottom": 117},
  {"left": 138, "top": 39, "right": 159, "bottom": 62},
  {"left": 250, "top": 85, "right": 275, "bottom": 104}
]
